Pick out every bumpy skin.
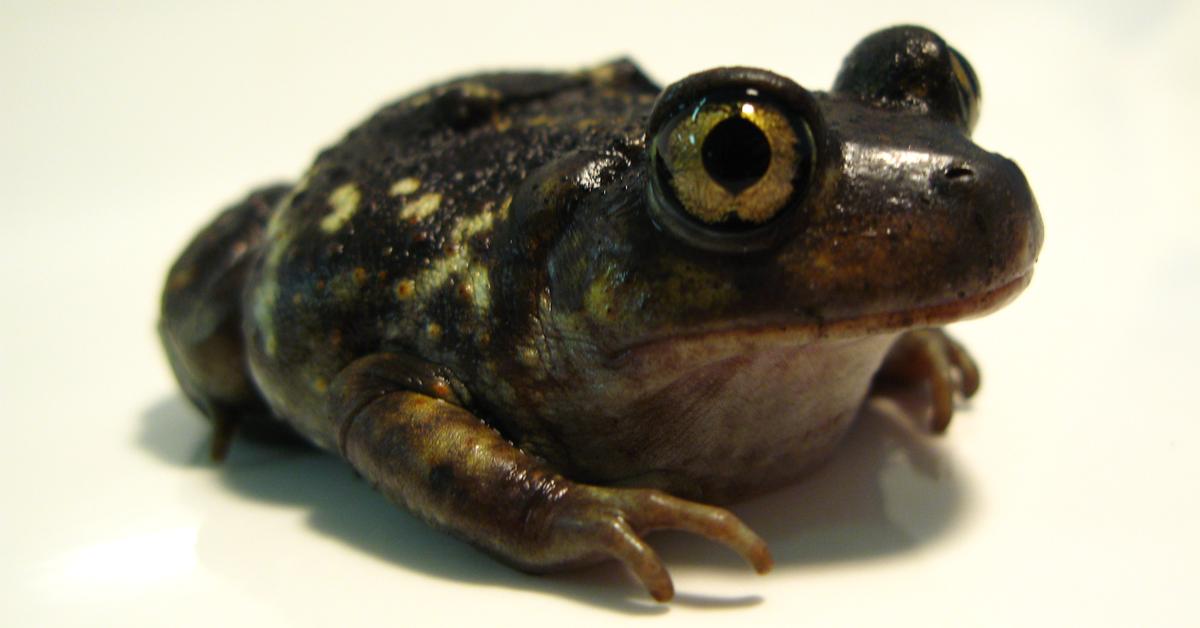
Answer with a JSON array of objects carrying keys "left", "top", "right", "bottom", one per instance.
[{"left": 161, "top": 26, "right": 1042, "bottom": 601}]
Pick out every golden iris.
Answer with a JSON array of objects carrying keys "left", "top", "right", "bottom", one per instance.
[{"left": 654, "top": 100, "right": 804, "bottom": 226}]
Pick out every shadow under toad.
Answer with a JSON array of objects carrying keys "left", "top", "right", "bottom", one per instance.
[{"left": 140, "top": 393, "right": 967, "bottom": 614}]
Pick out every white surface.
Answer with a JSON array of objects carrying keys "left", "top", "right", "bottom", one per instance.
[{"left": 3, "top": 1, "right": 1199, "bottom": 626}]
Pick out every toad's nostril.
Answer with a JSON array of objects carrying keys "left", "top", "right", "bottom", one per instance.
[{"left": 944, "top": 165, "right": 975, "bottom": 181}]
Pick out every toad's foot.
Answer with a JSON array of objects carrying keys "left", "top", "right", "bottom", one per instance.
[
  {"left": 331, "top": 353, "right": 770, "bottom": 602},
  {"left": 533, "top": 485, "right": 772, "bottom": 601},
  {"left": 873, "top": 328, "right": 980, "bottom": 433}
]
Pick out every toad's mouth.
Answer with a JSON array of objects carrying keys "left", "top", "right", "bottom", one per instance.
[
  {"left": 609, "top": 270, "right": 1034, "bottom": 367},
  {"left": 803, "top": 269, "right": 1034, "bottom": 340}
]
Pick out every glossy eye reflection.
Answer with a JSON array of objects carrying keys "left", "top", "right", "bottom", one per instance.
[{"left": 653, "top": 99, "right": 812, "bottom": 228}]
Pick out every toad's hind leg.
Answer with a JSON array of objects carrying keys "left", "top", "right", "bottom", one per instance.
[
  {"left": 330, "top": 353, "right": 773, "bottom": 602},
  {"left": 160, "top": 184, "right": 302, "bottom": 459}
]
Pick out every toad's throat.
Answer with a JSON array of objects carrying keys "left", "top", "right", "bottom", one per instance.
[{"left": 572, "top": 331, "right": 904, "bottom": 501}]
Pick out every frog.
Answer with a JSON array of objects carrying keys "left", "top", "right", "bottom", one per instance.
[{"left": 160, "top": 25, "right": 1042, "bottom": 602}]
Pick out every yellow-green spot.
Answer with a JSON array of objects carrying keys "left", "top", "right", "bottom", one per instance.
[
  {"left": 527, "top": 114, "right": 557, "bottom": 127},
  {"left": 321, "top": 183, "right": 361, "bottom": 233},
  {"left": 389, "top": 177, "right": 421, "bottom": 197},
  {"left": 395, "top": 279, "right": 416, "bottom": 300},
  {"left": 517, "top": 346, "right": 539, "bottom": 367},
  {"left": 251, "top": 279, "right": 280, "bottom": 357},
  {"left": 408, "top": 92, "right": 433, "bottom": 108},
  {"left": 294, "top": 164, "right": 321, "bottom": 193},
  {"left": 413, "top": 248, "right": 469, "bottom": 297},
  {"left": 458, "top": 82, "right": 501, "bottom": 101},
  {"left": 265, "top": 204, "right": 290, "bottom": 239},
  {"left": 585, "top": 267, "right": 620, "bottom": 322},
  {"left": 659, "top": 258, "right": 738, "bottom": 312},
  {"left": 426, "top": 322, "right": 443, "bottom": 341},
  {"left": 399, "top": 193, "right": 442, "bottom": 222},
  {"left": 329, "top": 270, "right": 365, "bottom": 302},
  {"left": 450, "top": 210, "right": 496, "bottom": 243},
  {"left": 468, "top": 264, "right": 492, "bottom": 313},
  {"left": 589, "top": 64, "right": 617, "bottom": 85},
  {"left": 253, "top": 222, "right": 297, "bottom": 357}
]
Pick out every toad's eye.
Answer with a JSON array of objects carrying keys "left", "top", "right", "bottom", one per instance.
[
  {"left": 647, "top": 68, "right": 819, "bottom": 253},
  {"left": 832, "top": 26, "right": 981, "bottom": 133}
]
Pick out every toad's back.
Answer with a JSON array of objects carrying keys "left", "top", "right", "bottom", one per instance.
[{"left": 236, "top": 63, "right": 660, "bottom": 447}]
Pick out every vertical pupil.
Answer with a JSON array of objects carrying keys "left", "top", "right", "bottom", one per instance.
[{"left": 701, "top": 115, "right": 772, "bottom": 193}]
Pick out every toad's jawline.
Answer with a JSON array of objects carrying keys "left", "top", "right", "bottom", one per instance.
[
  {"left": 611, "top": 271, "right": 1034, "bottom": 365},
  {"left": 813, "top": 270, "right": 1034, "bottom": 338}
]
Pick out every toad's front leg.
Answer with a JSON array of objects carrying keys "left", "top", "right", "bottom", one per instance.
[
  {"left": 329, "top": 354, "right": 772, "bottom": 602},
  {"left": 872, "top": 328, "right": 981, "bottom": 433}
]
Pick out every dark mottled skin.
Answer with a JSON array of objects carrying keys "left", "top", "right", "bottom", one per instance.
[{"left": 161, "top": 26, "right": 1042, "bottom": 601}]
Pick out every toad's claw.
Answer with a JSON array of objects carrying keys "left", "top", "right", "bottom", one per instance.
[
  {"left": 544, "top": 485, "right": 772, "bottom": 601},
  {"left": 874, "top": 328, "right": 980, "bottom": 433}
]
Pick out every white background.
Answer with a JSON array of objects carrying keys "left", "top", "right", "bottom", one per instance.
[{"left": 3, "top": 1, "right": 1198, "bottom": 626}]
